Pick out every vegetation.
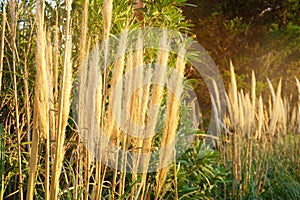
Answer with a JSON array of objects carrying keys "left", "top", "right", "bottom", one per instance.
[
  {"left": 184, "top": 0, "right": 300, "bottom": 96},
  {"left": 0, "top": 0, "right": 299, "bottom": 199}
]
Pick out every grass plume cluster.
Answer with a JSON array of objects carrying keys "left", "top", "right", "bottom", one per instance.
[
  {"left": 212, "top": 62, "right": 300, "bottom": 198},
  {"left": 0, "top": 0, "right": 192, "bottom": 199}
]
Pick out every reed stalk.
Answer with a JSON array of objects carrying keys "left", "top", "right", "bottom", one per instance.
[
  {"left": 45, "top": 33, "right": 54, "bottom": 200},
  {"left": 22, "top": 24, "right": 32, "bottom": 154},
  {"left": 155, "top": 30, "right": 182, "bottom": 199},
  {"left": 127, "top": 30, "right": 147, "bottom": 199},
  {"left": 118, "top": 52, "right": 131, "bottom": 197},
  {"left": 27, "top": 0, "right": 49, "bottom": 198},
  {"left": 48, "top": 4, "right": 60, "bottom": 199},
  {"left": 9, "top": 1, "right": 24, "bottom": 199},
  {"left": 0, "top": 124, "right": 3, "bottom": 200},
  {"left": 77, "top": 1, "right": 89, "bottom": 198},
  {"left": 83, "top": 41, "right": 100, "bottom": 200},
  {"left": 228, "top": 62, "right": 240, "bottom": 197},
  {"left": 138, "top": 65, "right": 153, "bottom": 198},
  {"left": 135, "top": 30, "right": 170, "bottom": 199},
  {"left": 97, "top": 1, "right": 113, "bottom": 198},
  {"left": 50, "top": 0, "right": 73, "bottom": 198},
  {"left": 119, "top": 49, "right": 135, "bottom": 198},
  {"left": 156, "top": 42, "right": 186, "bottom": 200},
  {"left": 108, "top": 28, "right": 128, "bottom": 199},
  {"left": 257, "top": 95, "right": 264, "bottom": 140},
  {"left": 296, "top": 77, "right": 300, "bottom": 157},
  {"left": 0, "top": 2, "right": 6, "bottom": 94},
  {"left": 50, "top": 0, "right": 59, "bottom": 152}
]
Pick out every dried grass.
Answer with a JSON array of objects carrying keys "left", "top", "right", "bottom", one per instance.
[
  {"left": 50, "top": 0, "right": 73, "bottom": 199},
  {"left": 18, "top": 1, "right": 300, "bottom": 198},
  {"left": 27, "top": 0, "right": 49, "bottom": 198},
  {"left": 1, "top": 1, "right": 202, "bottom": 199},
  {"left": 9, "top": 1, "right": 23, "bottom": 199},
  {"left": 0, "top": 2, "right": 6, "bottom": 94},
  {"left": 156, "top": 42, "right": 186, "bottom": 199},
  {"left": 222, "top": 62, "right": 300, "bottom": 196}
]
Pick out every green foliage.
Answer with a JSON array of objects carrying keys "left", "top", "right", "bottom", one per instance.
[
  {"left": 162, "top": 141, "right": 229, "bottom": 200},
  {"left": 143, "top": 0, "right": 192, "bottom": 32},
  {"left": 184, "top": 0, "right": 300, "bottom": 96},
  {"left": 223, "top": 139, "right": 300, "bottom": 200},
  {"left": 176, "top": 144, "right": 228, "bottom": 199},
  {"left": 260, "top": 157, "right": 300, "bottom": 200},
  {"left": 224, "top": 17, "right": 248, "bottom": 35}
]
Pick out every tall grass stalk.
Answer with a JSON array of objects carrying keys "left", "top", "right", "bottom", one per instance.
[
  {"left": 100, "top": 1, "right": 113, "bottom": 198},
  {"left": 27, "top": 0, "right": 49, "bottom": 199},
  {"left": 153, "top": 29, "right": 170, "bottom": 199},
  {"left": 0, "top": 2, "right": 6, "bottom": 94},
  {"left": 9, "top": 1, "right": 23, "bottom": 199},
  {"left": 50, "top": 0, "right": 73, "bottom": 199},
  {"left": 75, "top": 0, "right": 89, "bottom": 199},
  {"left": 127, "top": 30, "right": 148, "bottom": 199},
  {"left": 50, "top": 1, "right": 59, "bottom": 148},
  {"left": 118, "top": 50, "right": 134, "bottom": 197},
  {"left": 295, "top": 77, "right": 300, "bottom": 158},
  {"left": 228, "top": 62, "right": 240, "bottom": 197},
  {"left": 22, "top": 16, "right": 32, "bottom": 154},
  {"left": 107, "top": 27, "right": 128, "bottom": 199},
  {"left": 133, "top": 31, "right": 152, "bottom": 199},
  {"left": 156, "top": 42, "right": 187, "bottom": 200},
  {"left": 0, "top": 124, "right": 4, "bottom": 200}
]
